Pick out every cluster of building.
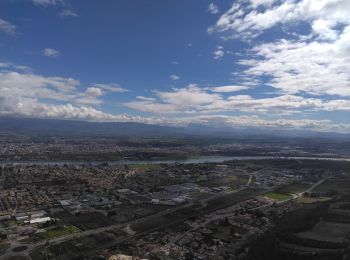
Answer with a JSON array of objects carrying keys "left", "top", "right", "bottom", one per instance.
[{"left": 0, "top": 160, "right": 315, "bottom": 259}]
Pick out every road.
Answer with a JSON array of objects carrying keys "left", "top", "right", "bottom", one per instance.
[{"left": 303, "top": 178, "right": 328, "bottom": 194}]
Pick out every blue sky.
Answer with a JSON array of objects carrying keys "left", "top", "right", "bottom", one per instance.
[{"left": 0, "top": 0, "right": 350, "bottom": 133}]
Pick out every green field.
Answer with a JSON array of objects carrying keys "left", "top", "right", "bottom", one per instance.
[
  {"left": 200, "top": 175, "right": 249, "bottom": 189},
  {"left": 264, "top": 192, "right": 291, "bottom": 202},
  {"left": 313, "top": 179, "right": 350, "bottom": 193},
  {"left": 298, "top": 196, "right": 332, "bottom": 204},
  {"left": 276, "top": 183, "right": 311, "bottom": 194},
  {"left": 35, "top": 225, "right": 80, "bottom": 240},
  {"left": 25, "top": 225, "right": 80, "bottom": 243}
]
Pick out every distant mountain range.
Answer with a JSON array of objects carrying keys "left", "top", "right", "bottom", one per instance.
[{"left": 0, "top": 117, "right": 349, "bottom": 140}]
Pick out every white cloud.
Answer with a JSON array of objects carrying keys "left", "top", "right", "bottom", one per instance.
[
  {"left": 0, "top": 61, "right": 31, "bottom": 72},
  {"left": 209, "top": 0, "right": 350, "bottom": 98},
  {"left": 185, "top": 115, "right": 350, "bottom": 133},
  {"left": 208, "top": 3, "right": 219, "bottom": 14},
  {"left": 43, "top": 48, "right": 60, "bottom": 58},
  {"left": 124, "top": 85, "right": 350, "bottom": 115},
  {"left": 213, "top": 46, "right": 224, "bottom": 60},
  {"left": 91, "top": 83, "right": 128, "bottom": 93},
  {"left": 136, "top": 96, "right": 157, "bottom": 102},
  {"left": 85, "top": 87, "right": 103, "bottom": 97},
  {"left": 249, "top": 0, "right": 277, "bottom": 8},
  {"left": 32, "top": 0, "right": 62, "bottom": 6},
  {"left": 0, "top": 65, "right": 349, "bottom": 133},
  {"left": 0, "top": 18, "right": 16, "bottom": 35},
  {"left": 237, "top": 27, "right": 350, "bottom": 97},
  {"left": 170, "top": 74, "right": 180, "bottom": 80},
  {"left": 209, "top": 0, "right": 350, "bottom": 40},
  {"left": 59, "top": 9, "right": 78, "bottom": 17},
  {"left": 0, "top": 61, "right": 133, "bottom": 118},
  {"left": 210, "top": 85, "right": 249, "bottom": 93}
]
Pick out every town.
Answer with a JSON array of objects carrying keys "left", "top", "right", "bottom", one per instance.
[{"left": 1, "top": 158, "right": 349, "bottom": 259}]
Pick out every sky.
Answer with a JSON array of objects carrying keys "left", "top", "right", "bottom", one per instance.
[{"left": 0, "top": 0, "right": 350, "bottom": 133}]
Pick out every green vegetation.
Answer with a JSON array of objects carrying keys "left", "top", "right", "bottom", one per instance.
[
  {"left": 264, "top": 192, "right": 291, "bottom": 202},
  {"left": 276, "top": 183, "right": 311, "bottom": 194},
  {"left": 312, "top": 179, "right": 350, "bottom": 193},
  {"left": 0, "top": 242, "right": 10, "bottom": 255},
  {"left": 200, "top": 175, "right": 248, "bottom": 189},
  {"left": 36, "top": 225, "right": 80, "bottom": 240},
  {"left": 298, "top": 197, "right": 332, "bottom": 204},
  {"left": 44, "top": 225, "right": 79, "bottom": 239},
  {"left": 265, "top": 182, "right": 312, "bottom": 203}
]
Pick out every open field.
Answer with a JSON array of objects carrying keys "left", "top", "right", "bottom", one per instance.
[
  {"left": 313, "top": 179, "right": 350, "bottom": 193},
  {"left": 264, "top": 192, "right": 291, "bottom": 202},
  {"left": 52, "top": 212, "right": 115, "bottom": 231},
  {"left": 298, "top": 196, "right": 332, "bottom": 204},
  {"left": 276, "top": 183, "right": 311, "bottom": 194},
  {"left": 297, "top": 220, "right": 350, "bottom": 243},
  {"left": 200, "top": 175, "right": 249, "bottom": 189},
  {"left": 39, "top": 225, "right": 80, "bottom": 239}
]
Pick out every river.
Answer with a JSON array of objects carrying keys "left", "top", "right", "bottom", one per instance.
[{"left": 1, "top": 155, "right": 350, "bottom": 166}]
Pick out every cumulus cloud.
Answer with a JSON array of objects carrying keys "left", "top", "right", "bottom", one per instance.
[
  {"left": 170, "top": 74, "right": 180, "bottom": 80},
  {"left": 210, "top": 85, "right": 249, "bottom": 93},
  {"left": 0, "top": 64, "right": 349, "bottom": 133},
  {"left": 43, "top": 48, "right": 60, "bottom": 58},
  {"left": 32, "top": 0, "right": 62, "bottom": 6},
  {"left": 85, "top": 87, "right": 103, "bottom": 97},
  {"left": 59, "top": 9, "right": 78, "bottom": 17},
  {"left": 237, "top": 32, "right": 350, "bottom": 96},
  {"left": 208, "top": 0, "right": 350, "bottom": 99},
  {"left": 0, "top": 60, "right": 135, "bottom": 121},
  {"left": 91, "top": 83, "right": 128, "bottom": 93},
  {"left": 124, "top": 85, "right": 350, "bottom": 115},
  {"left": 213, "top": 46, "right": 224, "bottom": 60},
  {"left": 209, "top": 0, "right": 350, "bottom": 40},
  {"left": 208, "top": 3, "right": 219, "bottom": 14},
  {"left": 186, "top": 115, "right": 350, "bottom": 134},
  {"left": 0, "top": 18, "right": 16, "bottom": 35}
]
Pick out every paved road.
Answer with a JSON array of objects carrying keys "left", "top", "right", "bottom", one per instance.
[{"left": 303, "top": 178, "right": 328, "bottom": 194}]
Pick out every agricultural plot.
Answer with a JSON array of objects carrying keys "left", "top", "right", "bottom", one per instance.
[
  {"left": 276, "top": 183, "right": 311, "bottom": 194},
  {"left": 298, "top": 197, "right": 332, "bottom": 204},
  {"left": 265, "top": 182, "right": 312, "bottom": 202},
  {"left": 53, "top": 211, "right": 115, "bottom": 231},
  {"left": 313, "top": 179, "right": 350, "bottom": 194},
  {"left": 264, "top": 192, "right": 291, "bottom": 202},
  {"left": 200, "top": 175, "right": 249, "bottom": 189}
]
